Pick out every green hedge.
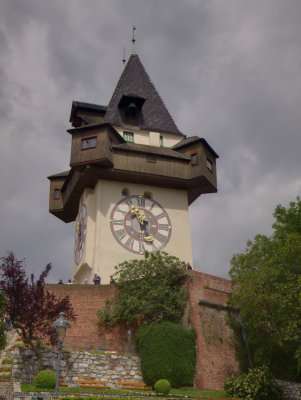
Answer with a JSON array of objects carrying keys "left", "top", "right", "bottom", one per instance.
[
  {"left": 135, "top": 321, "right": 196, "bottom": 388},
  {"left": 59, "top": 398, "right": 146, "bottom": 400}
]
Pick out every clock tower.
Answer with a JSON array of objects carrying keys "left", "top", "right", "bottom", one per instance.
[{"left": 48, "top": 53, "right": 218, "bottom": 284}]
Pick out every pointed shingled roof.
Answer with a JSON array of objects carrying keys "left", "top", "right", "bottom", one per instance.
[{"left": 104, "top": 54, "right": 184, "bottom": 136}]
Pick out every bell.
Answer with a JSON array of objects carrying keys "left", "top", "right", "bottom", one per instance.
[{"left": 126, "top": 102, "right": 138, "bottom": 113}]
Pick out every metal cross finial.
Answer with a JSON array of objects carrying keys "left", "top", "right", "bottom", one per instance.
[{"left": 132, "top": 25, "right": 136, "bottom": 54}]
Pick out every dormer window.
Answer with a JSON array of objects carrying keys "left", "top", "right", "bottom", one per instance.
[
  {"left": 81, "top": 136, "right": 97, "bottom": 150},
  {"left": 123, "top": 131, "right": 134, "bottom": 143}
]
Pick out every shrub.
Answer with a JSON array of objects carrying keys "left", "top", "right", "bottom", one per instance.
[
  {"left": 0, "top": 322, "right": 6, "bottom": 350},
  {"left": 154, "top": 379, "right": 171, "bottom": 394},
  {"left": 224, "top": 366, "right": 283, "bottom": 400},
  {"left": 135, "top": 321, "right": 196, "bottom": 388},
  {"left": 34, "top": 369, "right": 56, "bottom": 389}
]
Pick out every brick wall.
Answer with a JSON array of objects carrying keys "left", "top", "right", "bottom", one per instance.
[
  {"left": 46, "top": 284, "right": 133, "bottom": 353},
  {"left": 187, "top": 270, "right": 239, "bottom": 390},
  {"left": 46, "top": 270, "right": 240, "bottom": 390}
]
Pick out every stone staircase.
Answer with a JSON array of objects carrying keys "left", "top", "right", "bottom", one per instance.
[
  {"left": 0, "top": 329, "right": 20, "bottom": 363},
  {"left": 0, "top": 329, "right": 21, "bottom": 400}
]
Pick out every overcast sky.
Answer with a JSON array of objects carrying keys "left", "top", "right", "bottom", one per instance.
[{"left": 0, "top": 0, "right": 300, "bottom": 283}]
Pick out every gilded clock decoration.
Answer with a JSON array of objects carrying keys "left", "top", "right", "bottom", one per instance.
[
  {"left": 74, "top": 203, "right": 87, "bottom": 264},
  {"left": 110, "top": 195, "right": 172, "bottom": 254}
]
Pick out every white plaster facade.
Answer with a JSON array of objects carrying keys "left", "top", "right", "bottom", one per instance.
[
  {"left": 73, "top": 180, "right": 193, "bottom": 284},
  {"left": 114, "top": 127, "right": 182, "bottom": 148}
]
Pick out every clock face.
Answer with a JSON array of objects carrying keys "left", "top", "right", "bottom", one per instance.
[
  {"left": 74, "top": 203, "right": 87, "bottom": 264},
  {"left": 110, "top": 195, "right": 172, "bottom": 254}
]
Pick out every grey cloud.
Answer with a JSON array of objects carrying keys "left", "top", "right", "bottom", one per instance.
[{"left": 0, "top": 0, "right": 300, "bottom": 282}]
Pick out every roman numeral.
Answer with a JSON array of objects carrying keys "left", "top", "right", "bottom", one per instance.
[
  {"left": 139, "top": 241, "right": 145, "bottom": 252},
  {"left": 115, "top": 229, "right": 126, "bottom": 241},
  {"left": 159, "top": 223, "right": 169, "bottom": 231},
  {"left": 155, "top": 212, "right": 165, "bottom": 220},
  {"left": 149, "top": 202, "right": 155, "bottom": 212},
  {"left": 125, "top": 237, "right": 134, "bottom": 249},
  {"left": 113, "top": 219, "right": 123, "bottom": 226},
  {"left": 117, "top": 208, "right": 127, "bottom": 215},
  {"left": 156, "top": 233, "right": 167, "bottom": 243},
  {"left": 125, "top": 198, "right": 132, "bottom": 208},
  {"left": 152, "top": 242, "right": 157, "bottom": 250},
  {"left": 136, "top": 197, "right": 145, "bottom": 207}
]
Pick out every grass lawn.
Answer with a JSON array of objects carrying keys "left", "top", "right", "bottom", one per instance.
[{"left": 21, "top": 384, "right": 235, "bottom": 399}]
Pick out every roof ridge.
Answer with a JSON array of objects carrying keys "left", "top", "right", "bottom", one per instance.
[
  {"left": 105, "top": 56, "right": 133, "bottom": 120},
  {"left": 133, "top": 55, "right": 181, "bottom": 135}
]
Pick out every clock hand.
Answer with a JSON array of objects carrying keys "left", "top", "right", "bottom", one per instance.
[{"left": 131, "top": 205, "right": 153, "bottom": 242}]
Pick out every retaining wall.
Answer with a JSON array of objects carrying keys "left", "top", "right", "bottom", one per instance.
[{"left": 13, "top": 348, "right": 142, "bottom": 387}]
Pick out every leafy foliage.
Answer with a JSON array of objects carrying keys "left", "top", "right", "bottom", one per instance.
[
  {"left": 229, "top": 198, "right": 301, "bottom": 380},
  {"left": 35, "top": 369, "right": 56, "bottom": 389},
  {"left": 98, "top": 251, "right": 187, "bottom": 327},
  {"left": 154, "top": 379, "right": 171, "bottom": 395},
  {"left": 0, "top": 252, "right": 76, "bottom": 371},
  {"left": 0, "top": 292, "right": 6, "bottom": 350},
  {"left": 135, "top": 321, "right": 196, "bottom": 388},
  {"left": 224, "top": 366, "right": 283, "bottom": 400}
]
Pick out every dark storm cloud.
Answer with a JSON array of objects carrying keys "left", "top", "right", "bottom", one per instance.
[{"left": 0, "top": 0, "right": 300, "bottom": 281}]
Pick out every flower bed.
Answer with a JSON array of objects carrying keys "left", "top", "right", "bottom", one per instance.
[
  {"left": 2, "top": 357, "right": 13, "bottom": 364},
  {"left": 0, "top": 366, "right": 12, "bottom": 372},
  {"left": 0, "top": 373, "right": 11, "bottom": 380}
]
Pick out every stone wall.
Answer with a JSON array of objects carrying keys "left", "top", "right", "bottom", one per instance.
[
  {"left": 277, "top": 380, "right": 301, "bottom": 400},
  {"left": 13, "top": 348, "right": 143, "bottom": 388}
]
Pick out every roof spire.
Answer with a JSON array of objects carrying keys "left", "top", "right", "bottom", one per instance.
[{"left": 131, "top": 25, "right": 136, "bottom": 54}]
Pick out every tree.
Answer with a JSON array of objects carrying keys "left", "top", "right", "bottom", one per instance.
[
  {"left": 229, "top": 197, "right": 301, "bottom": 380},
  {"left": 0, "top": 292, "right": 6, "bottom": 349},
  {"left": 0, "top": 252, "right": 76, "bottom": 371},
  {"left": 98, "top": 251, "right": 187, "bottom": 327}
]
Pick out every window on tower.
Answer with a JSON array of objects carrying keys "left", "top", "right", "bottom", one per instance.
[
  {"left": 144, "top": 191, "right": 152, "bottom": 199},
  {"left": 54, "top": 189, "right": 60, "bottom": 200},
  {"left": 191, "top": 153, "right": 198, "bottom": 166},
  {"left": 160, "top": 135, "right": 164, "bottom": 147},
  {"left": 81, "top": 136, "right": 97, "bottom": 150},
  {"left": 122, "top": 188, "right": 129, "bottom": 196},
  {"left": 123, "top": 131, "right": 134, "bottom": 143},
  {"left": 207, "top": 158, "right": 213, "bottom": 172},
  {"left": 146, "top": 154, "right": 156, "bottom": 162}
]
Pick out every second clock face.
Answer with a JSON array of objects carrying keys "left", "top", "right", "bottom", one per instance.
[
  {"left": 110, "top": 195, "right": 172, "bottom": 254},
  {"left": 74, "top": 203, "right": 87, "bottom": 265}
]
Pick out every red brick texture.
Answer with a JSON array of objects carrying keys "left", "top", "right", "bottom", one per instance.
[
  {"left": 187, "top": 270, "right": 239, "bottom": 390},
  {"left": 46, "top": 270, "right": 239, "bottom": 390},
  {"left": 46, "top": 284, "right": 131, "bottom": 353}
]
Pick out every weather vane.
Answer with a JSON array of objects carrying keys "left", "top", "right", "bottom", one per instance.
[{"left": 132, "top": 25, "right": 136, "bottom": 54}]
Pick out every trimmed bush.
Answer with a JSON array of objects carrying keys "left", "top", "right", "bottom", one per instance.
[
  {"left": 224, "top": 366, "right": 283, "bottom": 400},
  {"left": 34, "top": 369, "right": 56, "bottom": 389},
  {"left": 154, "top": 379, "right": 171, "bottom": 394},
  {"left": 135, "top": 321, "right": 196, "bottom": 388}
]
